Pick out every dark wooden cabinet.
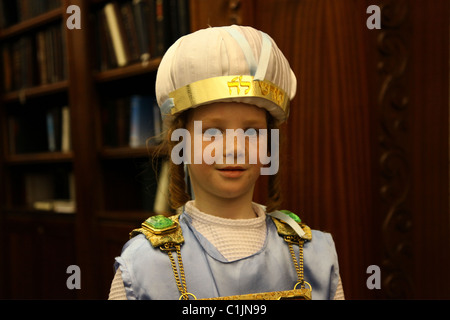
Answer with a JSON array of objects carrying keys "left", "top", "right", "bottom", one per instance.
[
  {"left": 3, "top": 213, "right": 77, "bottom": 299},
  {"left": 96, "top": 221, "right": 138, "bottom": 298}
]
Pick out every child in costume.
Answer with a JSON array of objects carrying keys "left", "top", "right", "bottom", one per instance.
[{"left": 109, "top": 25, "right": 344, "bottom": 300}]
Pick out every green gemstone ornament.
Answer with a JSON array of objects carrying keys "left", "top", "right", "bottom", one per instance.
[
  {"left": 145, "top": 215, "right": 174, "bottom": 230},
  {"left": 280, "top": 210, "right": 301, "bottom": 223}
]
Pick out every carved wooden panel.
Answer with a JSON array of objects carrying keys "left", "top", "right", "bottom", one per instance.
[
  {"left": 376, "top": 0, "right": 414, "bottom": 299},
  {"left": 375, "top": 0, "right": 450, "bottom": 299}
]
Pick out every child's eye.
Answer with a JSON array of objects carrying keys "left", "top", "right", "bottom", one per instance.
[{"left": 203, "top": 128, "right": 222, "bottom": 137}]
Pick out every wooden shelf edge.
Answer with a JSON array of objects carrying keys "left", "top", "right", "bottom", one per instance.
[
  {"left": 99, "top": 144, "right": 166, "bottom": 159},
  {"left": 0, "top": 7, "right": 64, "bottom": 40},
  {"left": 93, "top": 58, "right": 162, "bottom": 83},
  {"left": 3, "top": 207, "right": 76, "bottom": 218},
  {"left": 96, "top": 210, "right": 157, "bottom": 222},
  {"left": 4, "top": 151, "right": 74, "bottom": 165},
  {"left": 1, "top": 80, "right": 69, "bottom": 103}
]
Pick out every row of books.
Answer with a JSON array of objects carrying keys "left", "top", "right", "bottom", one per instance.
[
  {"left": 102, "top": 95, "right": 162, "bottom": 148},
  {"left": 8, "top": 105, "right": 71, "bottom": 154},
  {"left": 23, "top": 161, "right": 169, "bottom": 215},
  {"left": 24, "top": 170, "right": 76, "bottom": 214},
  {"left": 46, "top": 106, "right": 71, "bottom": 153},
  {"left": 7, "top": 95, "right": 158, "bottom": 154},
  {"left": 95, "top": 0, "right": 190, "bottom": 70},
  {"left": 0, "top": 0, "right": 60, "bottom": 29},
  {"left": 1, "top": 22, "right": 67, "bottom": 93}
]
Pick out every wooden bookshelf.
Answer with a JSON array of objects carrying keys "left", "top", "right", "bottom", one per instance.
[
  {"left": 4, "top": 151, "right": 73, "bottom": 165},
  {"left": 99, "top": 146, "right": 152, "bottom": 159},
  {"left": 0, "top": 7, "right": 63, "bottom": 40},
  {"left": 93, "top": 57, "right": 162, "bottom": 82},
  {"left": 96, "top": 209, "right": 152, "bottom": 221},
  {"left": 1, "top": 80, "right": 69, "bottom": 103},
  {"left": 0, "top": 0, "right": 188, "bottom": 299}
]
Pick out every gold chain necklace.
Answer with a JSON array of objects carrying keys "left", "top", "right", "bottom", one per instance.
[
  {"left": 161, "top": 242, "right": 196, "bottom": 300},
  {"left": 285, "top": 235, "right": 309, "bottom": 290},
  {"left": 163, "top": 235, "right": 311, "bottom": 300}
]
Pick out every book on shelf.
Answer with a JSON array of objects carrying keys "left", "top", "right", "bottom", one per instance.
[
  {"left": 129, "top": 95, "right": 157, "bottom": 148},
  {"left": 46, "top": 108, "right": 58, "bottom": 152},
  {"left": 25, "top": 170, "right": 76, "bottom": 214},
  {"left": 153, "top": 160, "right": 170, "bottom": 214},
  {"left": 95, "top": 0, "right": 190, "bottom": 71},
  {"left": 33, "top": 199, "right": 75, "bottom": 214},
  {"left": 61, "top": 106, "right": 71, "bottom": 152},
  {"left": 25, "top": 172, "right": 54, "bottom": 206},
  {"left": 103, "top": 2, "right": 129, "bottom": 68},
  {"left": 46, "top": 106, "right": 71, "bottom": 153},
  {"left": 8, "top": 105, "right": 71, "bottom": 154},
  {"left": 1, "top": 22, "right": 67, "bottom": 93},
  {"left": 166, "top": 0, "right": 190, "bottom": 45},
  {"left": 102, "top": 95, "right": 162, "bottom": 148}
]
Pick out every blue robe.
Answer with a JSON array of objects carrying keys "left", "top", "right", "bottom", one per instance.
[{"left": 115, "top": 212, "right": 340, "bottom": 300}]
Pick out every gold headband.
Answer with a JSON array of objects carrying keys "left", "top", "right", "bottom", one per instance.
[{"left": 167, "top": 75, "right": 289, "bottom": 117}]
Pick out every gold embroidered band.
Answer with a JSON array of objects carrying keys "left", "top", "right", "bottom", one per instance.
[
  {"left": 201, "top": 283, "right": 312, "bottom": 300},
  {"left": 167, "top": 75, "right": 289, "bottom": 116}
]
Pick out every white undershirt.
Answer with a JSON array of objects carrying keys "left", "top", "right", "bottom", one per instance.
[{"left": 185, "top": 200, "right": 267, "bottom": 261}]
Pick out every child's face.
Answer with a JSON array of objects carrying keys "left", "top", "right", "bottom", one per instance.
[{"left": 185, "top": 102, "right": 268, "bottom": 202}]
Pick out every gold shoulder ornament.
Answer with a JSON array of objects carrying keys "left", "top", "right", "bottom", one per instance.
[
  {"left": 130, "top": 214, "right": 192, "bottom": 299},
  {"left": 130, "top": 214, "right": 184, "bottom": 247}
]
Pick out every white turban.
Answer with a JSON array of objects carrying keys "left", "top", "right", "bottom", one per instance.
[{"left": 155, "top": 25, "right": 296, "bottom": 124}]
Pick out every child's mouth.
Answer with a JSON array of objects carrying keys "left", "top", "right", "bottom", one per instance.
[{"left": 217, "top": 166, "right": 246, "bottom": 178}]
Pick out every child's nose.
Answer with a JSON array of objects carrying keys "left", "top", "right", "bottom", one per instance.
[{"left": 224, "top": 132, "right": 246, "bottom": 164}]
